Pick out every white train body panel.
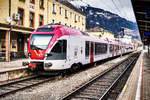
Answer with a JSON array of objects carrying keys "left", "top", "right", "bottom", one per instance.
[{"left": 26, "top": 25, "right": 137, "bottom": 72}]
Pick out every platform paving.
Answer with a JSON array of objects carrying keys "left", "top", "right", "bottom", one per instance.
[
  {"left": 142, "top": 51, "right": 150, "bottom": 100},
  {"left": 0, "top": 59, "right": 29, "bottom": 82},
  {"left": 0, "top": 59, "right": 28, "bottom": 73},
  {"left": 118, "top": 50, "right": 150, "bottom": 100}
]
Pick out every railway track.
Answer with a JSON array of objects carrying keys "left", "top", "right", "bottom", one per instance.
[
  {"left": 61, "top": 52, "right": 140, "bottom": 100},
  {"left": 0, "top": 75, "right": 55, "bottom": 98}
]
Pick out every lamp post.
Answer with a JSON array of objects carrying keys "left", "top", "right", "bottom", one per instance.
[
  {"left": 118, "top": 32, "right": 122, "bottom": 57},
  {"left": 119, "top": 28, "right": 125, "bottom": 57},
  {"left": 6, "top": 0, "right": 19, "bottom": 61},
  {"left": 5, "top": 0, "right": 12, "bottom": 62}
]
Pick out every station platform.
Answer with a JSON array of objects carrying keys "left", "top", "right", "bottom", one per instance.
[
  {"left": 1, "top": 51, "right": 150, "bottom": 100},
  {"left": 118, "top": 50, "right": 150, "bottom": 100},
  {"left": 0, "top": 59, "right": 30, "bottom": 83}
]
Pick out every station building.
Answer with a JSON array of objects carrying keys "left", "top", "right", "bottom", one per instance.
[
  {"left": 88, "top": 30, "right": 115, "bottom": 40},
  {"left": 0, "top": 0, "right": 86, "bottom": 61}
]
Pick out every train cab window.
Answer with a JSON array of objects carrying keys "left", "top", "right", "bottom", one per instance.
[
  {"left": 46, "top": 40, "right": 67, "bottom": 60},
  {"left": 85, "top": 41, "right": 90, "bottom": 57}
]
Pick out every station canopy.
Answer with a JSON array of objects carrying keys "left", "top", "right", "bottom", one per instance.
[{"left": 131, "top": 0, "right": 150, "bottom": 44}]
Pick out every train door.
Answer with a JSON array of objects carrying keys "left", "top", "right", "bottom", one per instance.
[{"left": 90, "top": 42, "right": 94, "bottom": 63}]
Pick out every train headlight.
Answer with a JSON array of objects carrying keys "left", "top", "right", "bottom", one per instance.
[
  {"left": 45, "top": 63, "right": 52, "bottom": 67},
  {"left": 44, "top": 53, "right": 48, "bottom": 57}
]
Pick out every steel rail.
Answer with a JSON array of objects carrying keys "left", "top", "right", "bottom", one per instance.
[
  {"left": 0, "top": 75, "right": 55, "bottom": 98},
  {"left": 100, "top": 54, "right": 139, "bottom": 100},
  {"left": 61, "top": 52, "right": 140, "bottom": 100}
]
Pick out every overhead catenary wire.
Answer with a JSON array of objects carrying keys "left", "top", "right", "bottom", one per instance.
[
  {"left": 98, "top": 0, "right": 117, "bottom": 13},
  {"left": 117, "top": 0, "right": 130, "bottom": 20},
  {"left": 77, "top": 0, "right": 131, "bottom": 21},
  {"left": 111, "top": 0, "right": 125, "bottom": 17}
]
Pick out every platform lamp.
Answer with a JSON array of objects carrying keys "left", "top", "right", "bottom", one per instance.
[{"left": 119, "top": 28, "right": 125, "bottom": 57}]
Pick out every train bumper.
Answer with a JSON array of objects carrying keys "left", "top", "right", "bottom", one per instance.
[
  {"left": 22, "top": 62, "right": 29, "bottom": 66},
  {"left": 44, "top": 60, "right": 69, "bottom": 71}
]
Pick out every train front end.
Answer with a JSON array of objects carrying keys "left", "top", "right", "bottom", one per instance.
[{"left": 23, "top": 25, "right": 60, "bottom": 71}]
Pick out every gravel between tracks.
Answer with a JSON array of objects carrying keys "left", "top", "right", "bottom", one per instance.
[{"left": 1, "top": 54, "right": 130, "bottom": 100}]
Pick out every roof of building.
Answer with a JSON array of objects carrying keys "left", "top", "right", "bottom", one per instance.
[{"left": 56, "top": 0, "right": 86, "bottom": 16}]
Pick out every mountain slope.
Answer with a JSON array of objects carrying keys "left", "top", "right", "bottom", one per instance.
[{"left": 81, "top": 6, "right": 137, "bottom": 34}]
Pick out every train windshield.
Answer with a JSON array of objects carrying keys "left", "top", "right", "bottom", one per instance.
[{"left": 30, "top": 34, "right": 54, "bottom": 50}]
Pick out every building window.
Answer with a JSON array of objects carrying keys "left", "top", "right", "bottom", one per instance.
[
  {"left": 19, "top": 0, "right": 25, "bottom": 2},
  {"left": 78, "top": 16, "right": 80, "bottom": 22},
  {"left": 52, "top": 19, "right": 55, "bottom": 24},
  {"left": 70, "top": 12, "right": 72, "bottom": 19},
  {"left": 30, "top": 0, "right": 35, "bottom": 4},
  {"left": 39, "top": 0, "right": 44, "bottom": 9},
  {"left": 65, "top": 10, "right": 68, "bottom": 19},
  {"left": 59, "top": 22, "right": 61, "bottom": 24},
  {"left": 75, "top": 14, "right": 77, "bottom": 23},
  {"left": 82, "top": 17, "right": 84, "bottom": 25},
  {"left": 39, "top": 15, "right": 43, "bottom": 26},
  {"left": 59, "top": 7, "right": 62, "bottom": 15},
  {"left": 1, "top": 39, "right": 6, "bottom": 48},
  {"left": 18, "top": 8, "right": 24, "bottom": 25},
  {"left": 52, "top": 4, "right": 56, "bottom": 14},
  {"left": 29, "top": 12, "right": 35, "bottom": 27}
]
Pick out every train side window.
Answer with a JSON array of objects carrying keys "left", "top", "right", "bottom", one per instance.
[
  {"left": 95, "top": 42, "right": 107, "bottom": 55},
  {"left": 109, "top": 44, "right": 114, "bottom": 52},
  {"left": 101, "top": 43, "right": 107, "bottom": 54},
  {"left": 46, "top": 40, "right": 67, "bottom": 60},
  {"left": 85, "top": 41, "right": 90, "bottom": 57}
]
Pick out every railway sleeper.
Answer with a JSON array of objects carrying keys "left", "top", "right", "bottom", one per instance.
[
  {"left": 82, "top": 90, "right": 102, "bottom": 94},
  {"left": 80, "top": 90, "right": 106, "bottom": 96},
  {"left": 92, "top": 82, "right": 112, "bottom": 86},
  {"left": 10, "top": 84, "right": 26, "bottom": 88},
  {"left": 74, "top": 95, "right": 100, "bottom": 100}
]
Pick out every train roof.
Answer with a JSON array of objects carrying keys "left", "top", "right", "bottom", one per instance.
[
  {"left": 32, "top": 24, "right": 133, "bottom": 46},
  {"left": 33, "top": 24, "right": 108, "bottom": 43}
]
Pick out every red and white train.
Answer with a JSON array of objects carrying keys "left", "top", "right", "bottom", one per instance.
[{"left": 23, "top": 24, "right": 135, "bottom": 72}]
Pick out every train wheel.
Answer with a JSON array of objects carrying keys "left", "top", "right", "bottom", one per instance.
[
  {"left": 60, "top": 70, "right": 67, "bottom": 77},
  {"left": 71, "top": 64, "right": 80, "bottom": 73}
]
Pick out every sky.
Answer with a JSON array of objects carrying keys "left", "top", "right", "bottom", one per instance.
[{"left": 81, "top": 0, "right": 136, "bottom": 22}]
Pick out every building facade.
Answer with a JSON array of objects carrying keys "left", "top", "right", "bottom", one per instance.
[
  {"left": 88, "top": 31, "right": 115, "bottom": 40},
  {"left": 0, "top": 0, "right": 86, "bottom": 61}
]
